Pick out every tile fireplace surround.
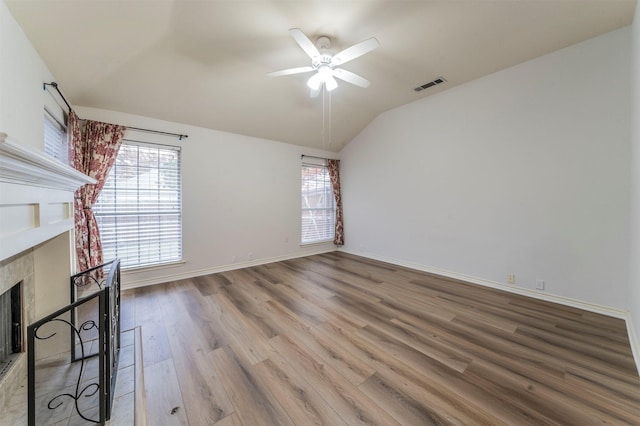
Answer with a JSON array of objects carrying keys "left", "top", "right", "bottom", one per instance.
[
  {"left": 0, "top": 133, "right": 94, "bottom": 411},
  {"left": 0, "top": 250, "right": 34, "bottom": 409}
]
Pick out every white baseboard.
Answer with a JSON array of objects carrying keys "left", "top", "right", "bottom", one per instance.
[
  {"left": 624, "top": 312, "right": 640, "bottom": 378},
  {"left": 340, "top": 247, "right": 627, "bottom": 318},
  {"left": 339, "top": 247, "right": 640, "bottom": 375},
  {"left": 119, "top": 245, "right": 640, "bottom": 376},
  {"left": 120, "top": 246, "right": 338, "bottom": 290}
]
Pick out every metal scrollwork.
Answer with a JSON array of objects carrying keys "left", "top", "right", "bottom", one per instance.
[
  {"left": 33, "top": 318, "right": 100, "bottom": 423},
  {"left": 29, "top": 259, "right": 120, "bottom": 426},
  {"left": 72, "top": 273, "right": 106, "bottom": 290}
]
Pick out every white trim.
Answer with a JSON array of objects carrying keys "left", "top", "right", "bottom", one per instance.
[
  {"left": 0, "top": 133, "right": 94, "bottom": 262},
  {"left": 339, "top": 247, "right": 628, "bottom": 318},
  {"left": 122, "top": 260, "right": 187, "bottom": 273},
  {"left": 0, "top": 132, "right": 95, "bottom": 190},
  {"left": 121, "top": 246, "right": 337, "bottom": 290},
  {"left": 625, "top": 312, "right": 640, "bottom": 378},
  {"left": 118, "top": 244, "right": 640, "bottom": 376},
  {"left": 341, "top": 248, "right": 640, "bottom": 375},
  {"left": 300, "top": 240, "right": 335, "bottom": 247}
]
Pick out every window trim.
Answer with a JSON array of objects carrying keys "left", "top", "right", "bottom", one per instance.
[
  {"left": 94, "top": 139, "right": 183, "bottom": 270},
  {"left": 301, "top": 161, "right": 336, "bottom": 245}
]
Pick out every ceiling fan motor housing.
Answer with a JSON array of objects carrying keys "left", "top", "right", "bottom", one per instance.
[
  {"left": 312, "top": 36, "right": 334, "bottom": 70},
  {"left": 312, "top": 54, "right": 334, "bottom": 70},
  {"left": 316, "top": 36, "right": 331, "bottom": 50}
]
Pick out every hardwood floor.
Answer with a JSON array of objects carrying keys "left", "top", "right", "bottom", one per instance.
[{"left": 122, "top": 252, "right": 640, "bottom": 425}]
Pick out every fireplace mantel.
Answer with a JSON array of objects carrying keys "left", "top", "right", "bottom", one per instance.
[{"left": 0, "top": 133, "right": 95, "bottom": 262}]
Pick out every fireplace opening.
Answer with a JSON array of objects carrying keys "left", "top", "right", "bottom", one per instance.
[{"left": 0, "top": 282, "right": 22, "bottom": 377}]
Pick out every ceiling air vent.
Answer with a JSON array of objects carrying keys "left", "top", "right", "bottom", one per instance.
[{"left": 414, "top": 77, "right": 447, "bottom": 92}]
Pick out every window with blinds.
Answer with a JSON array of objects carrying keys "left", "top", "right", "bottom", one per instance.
[
  {"left": 43, "top": 110, "right": 69, "bottom": 165},
  {"left": 94, "top": 141, "right": 182, "bottom": 269},
  {"left": 301, "top": 163, "right": 335, "bottom": 244}
]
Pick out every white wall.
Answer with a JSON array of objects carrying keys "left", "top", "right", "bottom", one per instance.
[
  {"left": 628, "top": 3, "right": 640, "bottom": 367},
  {"left": 74, "top": 106, "right": 338, "bottom": 288},
  {"left": 341, "top": 27, "right": 631, "bottom": 311},
  {"left": 0, "top": 0, "right": 63, "bottom": 150},
  {"left": 1, "top": 1, "right": 74, "bottom": 318},
  {"left": 2, "top": 0, "right": 337, "bottom": 291}
]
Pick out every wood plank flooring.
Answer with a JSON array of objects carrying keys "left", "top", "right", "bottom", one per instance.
[{"left": 123, "top": 252, "right": 640, "bottom": 425}]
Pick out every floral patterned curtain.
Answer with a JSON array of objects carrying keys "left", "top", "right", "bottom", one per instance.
[
  {"left": 69, "top": 111, "right": 126, "bottom": 272},
  {"left": 327, "top": 159, "right": 344, "bottom": 246}
]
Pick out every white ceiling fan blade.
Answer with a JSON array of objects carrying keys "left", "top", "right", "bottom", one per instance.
[
  {"left": 333, "top": 68, "right": 371, "bottom": 88},
  {"left": 267, "top": 66, "right": 315, "bottom": 77},
  {"left": 332, "top": 37, "right": 379, "bottom": 66},
  {"left": 289, "top": 28, "right": 321, "bottom": 60}
]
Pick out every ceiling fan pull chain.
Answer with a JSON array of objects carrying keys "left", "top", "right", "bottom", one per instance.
[
  {"left": 322, "top": 86, "right": 326, "bottom": 149},
  {"left": 328, "top": 90, "right": 332, "bottom": 147}
]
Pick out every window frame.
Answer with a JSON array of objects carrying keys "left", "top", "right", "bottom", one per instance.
[
  {"left": 301, "top": 161, "right": 336, "bottom": 245},
  {"left": 93, "top": 139, "right": 183, "bottom": 270}
]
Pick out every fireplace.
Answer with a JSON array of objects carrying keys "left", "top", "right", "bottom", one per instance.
[
  {"left": 0, "top": 281, "right": 22, "bottom": 377},
  {"left": 0, "top": 133, "right": 95, "bottom": 412},
  {"left": 0, "top": 251, "right": 35, "bottom": 410}
]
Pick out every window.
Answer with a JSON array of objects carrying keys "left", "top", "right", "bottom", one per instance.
[
  {"left": 43, "top": 110, "right": 69, "bottom": 164},
  {"left": 301, "top": 162, "right": 335, "bottom": 244},
  {"left": 94, "top": 141, "right": 182, "bottom": 269}
]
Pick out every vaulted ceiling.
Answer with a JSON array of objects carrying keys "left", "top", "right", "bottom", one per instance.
[{"left": 6, "top": 0, "right": 636, "bottom": 151}]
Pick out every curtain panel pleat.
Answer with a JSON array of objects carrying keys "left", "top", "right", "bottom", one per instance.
[
  {"left": 327, "top": 159, "right": 344, "bottom": 246},
  {"left": 70, "top": 111, "right": 126, "bottom": 272}
]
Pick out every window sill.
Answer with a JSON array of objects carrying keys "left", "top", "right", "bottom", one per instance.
[
  {"left": 300, "top": 240, "right": 335, "bottom": 248},
  {"left": 122, "top": 260, "right": 186, "bottom": 273}
]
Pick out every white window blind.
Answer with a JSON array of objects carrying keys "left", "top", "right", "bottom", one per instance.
[
  {"left": 301, "top": 162, "right": 335, "bottom": 244},
  {"left": 43, "top": 110, "right": 69, "bottom": 165},
  {"left": 94, "top": 141, "right": 182, "bottom": 269}
]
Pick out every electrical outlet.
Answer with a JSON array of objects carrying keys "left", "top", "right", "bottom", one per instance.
[
  {"left": 507, "top": 274, "right": 515, "bottom": 284},
  {"left": 249, "top": 252, "right": 254, "bottom": 260},
  {"left": 231, "top": 255, "right": 237, "bottom": 263},
  {"left": 536, "top": 279, "right": 545, "bottom": 290}
]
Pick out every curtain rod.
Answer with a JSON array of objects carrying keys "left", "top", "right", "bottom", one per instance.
[
  {"left": 301, "top": 154, "right": 338, "bottom": 161},
  {"left": 43, "top": 82, "right": 189, "bottom": 141}
]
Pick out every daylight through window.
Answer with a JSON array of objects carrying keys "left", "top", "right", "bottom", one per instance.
[
  {"left": 94, "top": 141, "right": 182, "bottom": 269},
  {"left": 43, "top": 110, "right": 69, "bottom": 165},
  {"left": 301, "top": 163, "right": 335, "bottom": 244}
]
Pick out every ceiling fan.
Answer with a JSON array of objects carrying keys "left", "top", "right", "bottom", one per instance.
[{"left": 268, "top": 28, "right": 379, "bottom": 98}]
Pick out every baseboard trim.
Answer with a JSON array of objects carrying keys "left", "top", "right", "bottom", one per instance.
[
  {"left": 121, "top": 247, "right": 338, "bottom": 290},
  {"left": 624, "top": 312, "right": 640, "bottom": 378},
  {"left": 339, "top": 248, "right": 627, "bottom": 318},
  {"left": 340, "top": 248, "right": 640, "bottom": 375},
  {"left": 119, "top": 246, "right": 640, "bottom": 376}
]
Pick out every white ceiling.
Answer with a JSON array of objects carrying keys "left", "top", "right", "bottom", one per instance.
[{"left": 6, "top": 0, "right": 636, "bottom": 152}]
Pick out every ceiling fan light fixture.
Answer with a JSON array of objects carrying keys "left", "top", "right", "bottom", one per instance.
[
  {"left": 307, "top": 73, "right": 322, "bottom": 90},
  {"left": 270, "top": 28, "right": 379, "bottom": 97},
  {"left": 325, "top": 76, "right": 338, "bottom": 91},
  {"left": 318, "top": 65, "right": 332, "bottom": 78}
]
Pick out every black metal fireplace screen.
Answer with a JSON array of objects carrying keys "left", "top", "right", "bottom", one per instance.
[{"left": 27, "top": 259, "right": 121, "bottom": 425}]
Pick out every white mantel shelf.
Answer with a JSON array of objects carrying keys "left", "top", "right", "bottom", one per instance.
[
  {"left": 0, "top": 132, "right": 95, "bottom": 191},
  {"left": 0, "top": 133, "right": 95, "bottom": 262}
]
